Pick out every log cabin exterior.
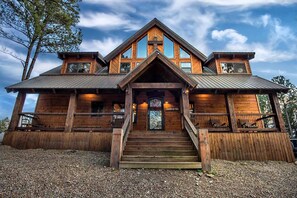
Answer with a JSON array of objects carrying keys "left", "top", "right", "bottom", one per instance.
[{"left": 3, "top": 18, "right": 295, "bottom": 169}]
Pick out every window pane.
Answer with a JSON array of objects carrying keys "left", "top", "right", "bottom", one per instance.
[
  {"left": 120, "top": 63, "right": 131, "bottom": 73},
  {"left": 66, "top": 63, "right": 90, "bottom": 73},
  {"left": 137, "top": 35, "right": 147, "bottom": 58},
  {"left": 221, "top": 62, "right": 247, "bottom": 73},
  {"left": 180, "top": 62, "right": 192, "bottom": 73},
  {"left": 180, "top": 47, "right": 190, "bottom": 58},
  {"left": 121, "top": 47, "right": 132, "bottom": 58},
  {"left": 164, "top": 35, "right": 174, "bottom": 58},
  {"left": 149, "top": 98, "right": 162, "bottom": 108}
]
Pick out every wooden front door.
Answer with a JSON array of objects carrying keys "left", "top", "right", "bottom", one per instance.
[{"left": 148, "top": 98, "right": 164, "bottom": 130}]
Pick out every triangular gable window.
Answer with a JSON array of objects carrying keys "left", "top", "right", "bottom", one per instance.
[
  {"left": 137, "top": 35, "right": 148, "bottom": 58},
  {"left": 164, "top": 35, "right": 174, "bottom": 58},
  {"left": 180, "top": 47, "right": 190, "bottom": 58},
  {"left": 121, "top": 47, "right": 132, "bottom": 58}
]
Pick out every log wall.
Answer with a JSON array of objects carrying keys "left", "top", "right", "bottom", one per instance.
[
  {"left": 3, "top": 131, "right": 112, "bottom": 151},
  {"left": 209, "top": 132, "right": 295, "bottom": 162},
  {"left": 109, "top": 26, "right": 203, "bottom": 74}
]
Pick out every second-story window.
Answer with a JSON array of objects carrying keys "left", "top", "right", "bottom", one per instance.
[
  {"left": 137, "top": 35, "right": 148, "bottom": 58},
  {"left": 120, "top": 63, "right": 131, "bottom": 73},
  {"left": 180, "top": 47, "right": 190, "bottom": 58},
  {"left": 221, "top": 62, "right": 247, "bottom": 73},
  {"left": 180, "top": 62, "right": 192, "bottom": 73},
  {"left": 121, "top": 47, "right": 132, "bottom": 58},
  {"left": 164, "top": 35, "right": 174, "bottom": 58},
  {"left": 66, "top": 62, "right": 91, "bottom": 73}
]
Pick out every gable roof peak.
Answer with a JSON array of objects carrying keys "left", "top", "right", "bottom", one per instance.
[{"left": 104, "top": 18, "right": 207, "bottom": 62}]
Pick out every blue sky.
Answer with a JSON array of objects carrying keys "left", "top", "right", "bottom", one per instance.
[{"left": 0, "top": 0, "right": 297, "bottom": 119}]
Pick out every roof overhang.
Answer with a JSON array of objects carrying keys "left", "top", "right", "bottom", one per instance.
[
  {"left": 57, "top": 51, "right": 106, "bottom": 65},
  {"left": 117, "top": 50, "right": 198, "bottom": 90},
  {"left": 205, "top": 52, "right": 255, "bottom": 65}
]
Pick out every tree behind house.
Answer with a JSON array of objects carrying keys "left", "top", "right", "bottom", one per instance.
[{"left": 0, "top": 0, "right": 82, "bottom": 81}]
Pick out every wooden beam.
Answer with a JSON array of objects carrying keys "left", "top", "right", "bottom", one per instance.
[
  {"left": 124, "top": 85, "right": 133, "bottom": 129},
  {"left": 269, "top": 93, "right": 286, "bottom": 133},
  {"left": 225, "top": 94, "right": 238, "bottom": 132},
  {"left": 8, "top": 92, "right": 26, "bottom": 131},
  {"left": 64, "top": 93, "right": 77, "bottom": 132},
  {"left": 110, "top": 128, "right": 123, "bottom": 168},
  {"left": 181, "top": 86, "right": 190, "bottom": 118},
  {"left": 131, "top": 83, "right": 183, "bottom": 89},
  {"left": 199, "top": 129, "right": 211, "bottom": 172}
]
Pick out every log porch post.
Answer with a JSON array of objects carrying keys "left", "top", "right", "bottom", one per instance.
[
  {"left": 269, "top": 93, "right": 286, "bottom": 133},
  {"left": 198, "top": 129, "right": 211, "bottom": 172},
  {"left": 225, "top": 94, "right": 238, "bottom": 132},
  {"left": 181, "top": 87, "right": 190, "bottom": 129},
  {"left": 8, "top": 92, "right": 26, "bottom": 131},
  {"left": 110, "top": 128, "right": 123, "bottom": 168},
  {"left": 64, "top": 93, "right": 77, "bottom": 132},
  {"left": 124, "top": 84, "right": 133, "bottom": 130}
]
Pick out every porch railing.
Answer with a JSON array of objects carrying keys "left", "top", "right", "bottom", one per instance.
[
  {"left": 183, "top": 115, "right": 198, "bottom": 150},
  {"left": 18, "top": 112, "right": 67, "bottom": 131},
  {"left": 73, "top": 112, "right": 125, "bottom": 132},
  {"left": 190, "top": 113, "right": 230, "bottom": 132},
  {"left": 236, "top": 113, "right": 278, "bottom": 132}
]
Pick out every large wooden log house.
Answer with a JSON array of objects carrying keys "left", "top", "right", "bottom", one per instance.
[{"left": 3, "top": 18, "right": 294, "bottom": 169}]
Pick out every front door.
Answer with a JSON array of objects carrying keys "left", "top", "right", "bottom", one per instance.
[{"left": 148, "top": 98, "right": 164, "bottom": 130}]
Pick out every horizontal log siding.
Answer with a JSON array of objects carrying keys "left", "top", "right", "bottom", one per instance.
[
  {"left": 3, "top": 131, "right": 112, "bottom": 151},
  {"left": 209, "top": 132, "right": 295, "bottom": 162}
]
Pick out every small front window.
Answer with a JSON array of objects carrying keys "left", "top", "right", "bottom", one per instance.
[
  {"left": 164, "top": 35, "right": 174, "bottom": 58},
  {"left": 180, "top": 62, "right": 192, "bottom": 73},
  {"left": 66, "top": 62, "right": 91, "bottom": 73},
  {"left": 221, "top": 62, "right": 247, "bottom": 73},
  {"left": 121, "top": 47, "right": 132, "bottom": 58},
  {"left": 120, "top": 63, "right": 131, "bottom": 73},
  {"left": 137, "top": 35, "right": 148, "bottom": 58},
  {"left": 180, "top": 47, "right": 190, "bottom": 58}
]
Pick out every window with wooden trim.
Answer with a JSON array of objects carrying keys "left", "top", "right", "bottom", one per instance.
[
  {"left": 120, "top": 62, "right": 131, "bottom": 73},
  {"left": 91, "top": 101, "right": 104, "bottom": 116},
  {"left": 137, "top": 35, "right": 148, "bottom": 58},
  {"left": 220, "top": 62, "right": 247, "bottom": 73},
  {"left": 164, "top": 35, "right": 174, "bottom": 58},
  {"left": 121, "top": 47, "right": 132, "bottom": 58},
  {"left": 179, "top": 47, "right": 190, "bottom": 58},
  {"left": 180, "top": 62, "right": 192, "bottom": 73},
  {"left": 66, "top": 62, "right": 91, "bottom": 73}
]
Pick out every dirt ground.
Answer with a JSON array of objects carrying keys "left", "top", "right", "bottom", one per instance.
[{"left": 0, "top": 145, "right": 296, "bottom": 197}]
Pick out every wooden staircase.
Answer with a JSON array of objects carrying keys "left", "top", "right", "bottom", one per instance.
[{"left": 119, "top": 131, "right": 201, "bottom": 169}]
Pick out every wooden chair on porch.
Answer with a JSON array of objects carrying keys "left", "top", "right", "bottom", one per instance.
[{"left": 209, "top": 119, "right": 228, "bottom": 128}]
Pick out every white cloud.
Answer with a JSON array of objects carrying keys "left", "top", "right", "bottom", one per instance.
[
  {"left": 79, "top": 12, "right": 141, "bottom": 31},
  {"left": 80, "top": 38, "right": 123, "bottom": 56},
  {"left": 83, "top": 0, "right": 137, "bottom": 13},
  {"left": 211, "top": 17, "right": 297, "bottom": 62}
]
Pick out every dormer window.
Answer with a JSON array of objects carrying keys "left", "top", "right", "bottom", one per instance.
[
  {"left": 221, "top": 62, "right": 247, "bottom": 73},
  {"left": 137, "top": 35, "right": 148, "bottom": 58},
  {"left": 120, "top": 63, "right": 131, "bottom": 73},
  {"left": 180, "top": 62, "right": 192, "bottom": 73},
  {"left": 180, "top": 47, "right": 190, "bottom": 58},
  {"left": 66, "top": 62, "right": 91, "bottom": 73},
  {"left": 164, "top": 35, "right": 174, "bottom": 58},
  {"left": 121, "top": 47, "right": 132, "bottom": 59}
]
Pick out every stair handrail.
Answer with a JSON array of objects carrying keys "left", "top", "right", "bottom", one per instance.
[
  {"left": 183, "top": 115, "right": 198, "bottom": 151},
  {"left": 121, "top": 115, "right": 131, "bottom": 150}
]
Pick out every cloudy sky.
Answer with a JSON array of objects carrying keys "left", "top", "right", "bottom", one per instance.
[{"left": 0, "top": 0, "right": 297, "bottom": 119}]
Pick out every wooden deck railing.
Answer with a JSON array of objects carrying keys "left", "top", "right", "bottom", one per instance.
[
  {"left": 110, "top": 116, "right": 131, "bottom": 168},
  {"left": 183, "top": 115, "right": 198, "bottom": 150},
  {"left": 190, "top": 113, "right": 230, "bottom": 132}
]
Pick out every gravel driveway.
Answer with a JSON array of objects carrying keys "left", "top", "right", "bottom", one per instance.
[{"left": 0, "top": 145, "right": 296, "bottom": 197}]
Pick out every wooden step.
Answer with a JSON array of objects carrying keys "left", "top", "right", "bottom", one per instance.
[
  {"left": 123, "top": 150, "right": 197, "bottom": 156},
  {"left": 126, "top": 141, "right": 192, "bottom": 146},
  {"left": 121, "top": 155, "right": 199, "bottom": 162},
  {"left": 128, "top": 137, "right": 190, "bottom": 141},
  {"left": 119, "top": 161, "right": 201, "bottom": 169},
  {"left": 124, "top": 145, "right": 195, "bottom": 151}
]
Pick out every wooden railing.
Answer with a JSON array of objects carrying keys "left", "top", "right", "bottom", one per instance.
[
  {"left": 110, "top": 116, "right": 131, "bottom": 168},
  {"left": 190, "top": 113, "right": 230, "bottom": 132},
  {"left": 18, "top": 112, "right": 67, "bottom": 131},
  {"left": 236, "top": 113, "right": 278, "bottom": 132},
  {"left": 183, "top": 115, "right": 198, "bottom": 150}
]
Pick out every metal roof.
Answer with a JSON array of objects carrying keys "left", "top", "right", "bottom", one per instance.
[{"left": 6, "top": 72, "right": 288, "bottom": 93}]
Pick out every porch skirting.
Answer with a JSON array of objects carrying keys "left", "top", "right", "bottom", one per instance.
[
  {"left": 3, "top": 131, "right": 295, "bottom": 162},
  {"left": 2, "top": 131, "right": 112, "bottom": 152},
  {"left": 209, "top": 132, "right": 295, "bottom": 162}
]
